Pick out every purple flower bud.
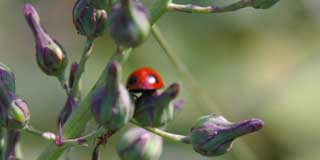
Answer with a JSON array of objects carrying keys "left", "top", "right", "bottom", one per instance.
[
  {"left": 133, "top": 83, "right": 184, "bottom": 127},
  {"left": 57, "top": 95, "right": 77, "bottom": 127},
  {"left": 23, "top": 4, "right": 68, "bottom": 77},
  {"left": 73, "top": 0, "right": 108, "bottom": 39},
  {"left": 0, "top": 63, "right": 15, "bottom": 93},
  {"left": 190, "top": 115, "right": 264, "bottom": 157},
  {"left": 0, "top": 94, "right": 30, "bottom": 130},
  {"left": 91, "top": 61, "right": 134, "bottom": 132},
  {"left": 108, "top": 0, "right": 151, "bottom": 47},
  {"left": 117, "top": 127, "right": 163, "bottom": 160}
]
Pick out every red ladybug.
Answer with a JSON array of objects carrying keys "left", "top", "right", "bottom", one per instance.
[{"left": 126, "top": 67, "right": 164, "bottom": 92}]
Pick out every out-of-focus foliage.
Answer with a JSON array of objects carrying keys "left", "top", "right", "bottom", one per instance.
[{"left": 1, "top": 0, "right": 319, "bottom": 159}]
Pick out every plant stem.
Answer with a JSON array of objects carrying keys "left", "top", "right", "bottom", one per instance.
[
  {"left": 71, "top": 39, "right": 94, "bottom": 98},
  {"left": 0, "top": 127, "right": 4, "bottom": 159},
  {"left": 167, "top": 0, "right": 254, "bottom": 13},
  {"left": 58, "top": 74, "right": 70, "bottom": 95},
  {"left": 131, "top": 120, "right": 190, "bottom": 144}
]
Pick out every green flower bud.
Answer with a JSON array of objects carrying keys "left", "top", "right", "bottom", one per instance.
[
  {"left": 252, "top": 0, "right": 279, "bottom": 9},
  {"left": 73, "top": 0, "right": 108, "bottom": 39},
  {"left": 117, "top": 127, "right": 163, "bottom": 160},
  {"left": 3, "top": 97, "right": 30, "bottom": 130},
  {"left": 108, "top": 0, "right": 151, "bottom": 47},
  {"left": 190, "top": 115, "right": 264, "bottom": 157},
  {"left": 134, "top": 83, "right": 184, "bottom": 127},
  {"left": 24, "top": 4, "right": 68, "bottom": 77},
  {"left": 91, "top": 61, "right": 134, "bottom": 132},
  {"left": 0, "top": 63, "right": 15, "bottom": 93},
  {"left": 87, "top": 0, "right": 119, "bottom": 11}
]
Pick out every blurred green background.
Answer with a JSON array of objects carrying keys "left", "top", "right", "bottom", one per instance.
[{"left": 1, "top": 0, "right": 319, "bottom": 159}]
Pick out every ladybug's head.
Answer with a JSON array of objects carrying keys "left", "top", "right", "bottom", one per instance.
[{"left": 126, "top": 67, "right": 164, "bottom": 92}]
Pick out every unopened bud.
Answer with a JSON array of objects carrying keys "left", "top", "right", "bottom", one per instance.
[
  {"left": 73, "top": 0, "right": 108, "bottom": 39},
  {"left": 252, "top": 0, "right": 279, "bottom": 9},
  {"left": 117, "top": 127, "right": 163, "bottom": 160},
  {"left": 24, "top": 4, "right": 68, "bottom": 77},
  {"left": 91, "top": 61, "right": 134, "bottom": 132},
  {"left": 108, "top": 0, "right": 150, "bottom": 47},
  {"left": 134, "top": 83, "right": 184, "bottom": 127},
  {"left": 69, "top": 62, "right": 79, "bottom": 89},
  {"left": 190, "top": 115, "right": 264, "bottom": 157},
  {"left": 0, "top": 63, "right": 15, "bottom": 93},
  {"left": 3, "top": 97, "right": 30, "bottom": 130}
]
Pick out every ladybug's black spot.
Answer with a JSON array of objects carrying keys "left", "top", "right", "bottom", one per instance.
[{"left": 128, "top": 75, "right": 138, "bottom": 85}]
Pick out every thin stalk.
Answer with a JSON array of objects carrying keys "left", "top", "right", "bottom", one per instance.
[
  {"left": 131, "top": 120, "right": 190, "bottom": 144},
  {"left": 58, "top": 74, "right": 70, "bottom": 95},
  {"left": 0, "top": 127, "right": 4, "bottom": 159},
  {"left": 167, "top": 0, "right": 254, "bottom": 13},
  {"left": 71, "top": 39, "right": 94, "bottom": 98}
]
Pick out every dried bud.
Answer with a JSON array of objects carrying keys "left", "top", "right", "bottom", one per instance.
[
  {"left": 0, "top": 63, "right": 15, "bottom": 93},
  {"left": 108, "top": 0, "right": 151, "bottom": 47},
  {"left": 117, "top": 127, "right": 163, "bottom": 160},
  {"left": 252, "top": 0, "right": 279, "bottom": 9},
  {"left": 190, "top": 115, "right": 264, "bottom": 157},
  {"left": 134, "top": 83, "right": 184, "bottom": 127},
  {"left": 73, "top": 0, "right": 108, "bottom": 39},
  {"left": 3, "top": 97, "right": 30, "bottom": 130},
  {"left": 87, "top": 0, "right": 119, "bottom": 11},
  {"left": 91, "top": 61, "right": 134, "bottom": 132},
  {"left": 23, "top": 4, "right": 68, "bottom": 77}
]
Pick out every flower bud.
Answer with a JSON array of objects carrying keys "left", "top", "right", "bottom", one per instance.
[
  {"left": 4, "top": 129, "right": 20, "bottom": 160},
  {"left": 69, "top": 62, "right": 79, "bottom": 89},
  {"left": 73, "top": 0, "right": 108, "bottom": 39},
  {"left": 23, "top": 4, "right": 68, "bottom": 77},
  {"left": 252, "top": 0, "right": 279, "bottom": 9},
  {"left": 108, "top": 0, "right": 151, "bottom": 47},
  {"left": 117, "top": 127, "right": 163, "bottom": 160},
  {"left": 0, "top": 63, "right": 15, "bottom": 93},
  {"left": 190, "top": 115, "right": 264, "bottom": 157},
  {"left": 133, "top": 83, "right": 184, "bottom": 127},
  {"left": 3, "top": 97, "right": 30, "bottom": 130},
  {"left": 91, "top": 61, "right": 134, "bottom": 132}
]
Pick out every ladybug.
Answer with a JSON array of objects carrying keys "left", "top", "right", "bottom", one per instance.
[{"left": 126, "top": 67, "right": 164, "bottom": 93}]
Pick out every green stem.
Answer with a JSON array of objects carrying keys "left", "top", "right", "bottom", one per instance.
[
  {"left": 57, "top": 74, "right": 70, "bottom": 95},
  {"left": 0, "top": 127, "right": 4, "bottom": 159},
  {"left": 71, "top": 39, "right": 94, "bottom": 98},
  {"left": 150, "top": 0, "right": 171, "bottom": 24},
  {"left": 167, "top": 0, "right": 254, "bottom": 13},
  {"left": 131, "top": 120, "right": 190, "bottom": 144}
]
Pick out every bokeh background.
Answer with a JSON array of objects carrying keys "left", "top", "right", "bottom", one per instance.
[{"left": 1, "top": 0, "right": 319, "bottom": 159}]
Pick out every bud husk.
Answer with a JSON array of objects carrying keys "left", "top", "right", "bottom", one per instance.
[
  {"left": 252, "top": 0, "right": 279, "bottom": 9},
  {"left": 91, "top": 61, "right": 134, "bottom": 132},
  {"left": 0, "top": 63, "right": 15, "bottom": 93},
  {"left": 117, "top": 127, "right": 163, "bottom": 160},
  {"left": 133, "top": 83, "right": 184, "bottom": 127},
  {"left": 73, "top": 0, "right": 108, "bottom": 39},
  {"left": 23, "top": 4, "right": 68, "bottom": 77},
  {"left": 190, "top": 115, "right": 264, "bottom": 157},
  {"left": 108, "top": 0, "right": 151, "bottom": 47}
]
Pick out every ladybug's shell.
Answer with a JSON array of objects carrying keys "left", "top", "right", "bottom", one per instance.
[{"left": 126, "top": 67, "right": 164, "bottom": 91}]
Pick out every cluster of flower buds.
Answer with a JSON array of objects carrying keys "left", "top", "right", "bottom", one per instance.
[
  {"left": 108, "top": 0, "right": 151, "bottom": 47},
  {"left": 24, "top": 4, "right": 68, "bottom": 78},
  {"left": 91, "top": 61, "right": 134, "bottom": 132},
  {"left": 0, "top": 64, "right": 30, "bottom": 130},
  {"left": 117, "top": 127, "right": 163, "bottom": 160},
  {"left": 73, "top": 0, "right": 108, "bottom": 40},
  {"left": 252, "top": 0, "right": 279, "bottom": 9},
  {"left": 126, "top": 67, "right": 184, "bottom": 127},
  {"left": 189, "top": 115, "right": 264, "bottom": 157}
]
